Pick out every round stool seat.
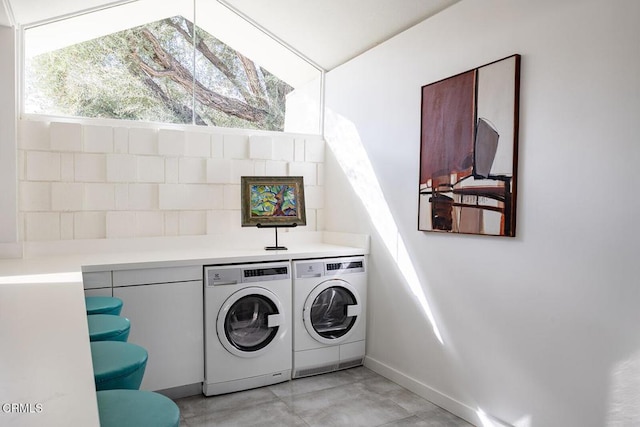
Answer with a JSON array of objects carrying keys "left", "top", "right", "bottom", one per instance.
[
  {"left": 85, "top": 296, "right": 123, "bottom": 316},
  {"left": 96, "top": 390, "right": 180, "bottom": 427},
  {"left": 88, "top": 314, "right": 130, "bottom": 342},
  {"left": 91, "top": 341, "right": 148, "bottom": 391}
]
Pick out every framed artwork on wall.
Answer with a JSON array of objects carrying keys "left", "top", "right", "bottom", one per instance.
[
  {"left": 418, "top": 54, "right": 521, "bottom": 237},
  {"left": 241, "top": 176, "right": 307, "bottom": 227}
]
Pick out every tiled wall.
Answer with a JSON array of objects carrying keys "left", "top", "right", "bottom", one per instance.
[{"left": 18, "top": 119, "right": 325, "bottom": 241}]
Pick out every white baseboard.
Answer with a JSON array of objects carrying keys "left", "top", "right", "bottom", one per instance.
[{"left": 364, "top": 355, "right": 482, "bottom": 426}]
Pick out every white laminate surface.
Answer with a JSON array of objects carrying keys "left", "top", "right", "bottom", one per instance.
[
  {"left": 0, "top": 281, "right": 100, "bottom": 427},
  {"left": 0, "top": 232, "right": 369, "bottom": 279}
]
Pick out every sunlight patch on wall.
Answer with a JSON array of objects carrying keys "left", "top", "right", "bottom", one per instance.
[
  {"left": 606, "top": 349, "right": 640, "bottom": 426},
  {"left": 324, "top": 109, "right": 443, "bottom": 345}
]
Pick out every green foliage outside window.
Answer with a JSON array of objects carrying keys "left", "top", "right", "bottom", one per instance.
[{"left": 25, "top": 16, "right": 293, "bottom": 131}]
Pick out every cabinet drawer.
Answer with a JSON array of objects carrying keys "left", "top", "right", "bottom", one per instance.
[
  {"left": 113, "top": 265, "right": 202, "bottom": 287},
  {"left": 83, "top": 271, "right": 112, "bottom": 290}
]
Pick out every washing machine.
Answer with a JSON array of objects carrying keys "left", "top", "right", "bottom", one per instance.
[
  {"left": 203, "top": 261, "right": 292, "bottom": 396},
  {"left": 292, "top": 255, "right": 367, "bottom": 378}
]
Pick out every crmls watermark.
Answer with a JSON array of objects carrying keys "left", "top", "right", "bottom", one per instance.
[{"left": 1, "top": 403, "right": 44, "bottom": 414}]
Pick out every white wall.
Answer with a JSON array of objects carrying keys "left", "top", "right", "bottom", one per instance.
[
  {"left": 0, "top": 26, "right": 17, "bottom": 246},
  {"left": 323, "top": 1, "right": 640, "bottom": 426}
]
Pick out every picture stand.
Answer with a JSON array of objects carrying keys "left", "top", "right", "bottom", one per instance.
[{"left": 257, "top": 223, "right": 297, "bottom": 251}]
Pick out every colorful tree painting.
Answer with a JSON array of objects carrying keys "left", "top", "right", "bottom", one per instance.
[{"left": 250, "top": 185, "right": 298, "bottom": 217}]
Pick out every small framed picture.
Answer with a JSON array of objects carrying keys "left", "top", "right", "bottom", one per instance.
[{"left": 241, "top": 176, "right": 306, "bottom": 227}]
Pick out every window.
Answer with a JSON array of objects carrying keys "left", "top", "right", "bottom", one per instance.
[{"left": 23, "top": 0, "right": 322, "bottom": 133}]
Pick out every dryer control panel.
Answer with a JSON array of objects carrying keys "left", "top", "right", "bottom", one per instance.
[
  {"left": 295, "top": 257, "right": 365, "bottom": 279},
  {"left": 205, "top": 262, "right": 290, "bottom": 286}
]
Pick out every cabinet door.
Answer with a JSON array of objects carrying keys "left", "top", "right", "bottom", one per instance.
[{"left": 114, "top": 280, "right": 203, "bottom": 391}]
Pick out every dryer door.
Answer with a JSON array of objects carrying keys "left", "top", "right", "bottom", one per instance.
[
  {"left": 303, "top": 279, "right": 362, "bottom": 345},
  {"left": 217, "top": 287, "right": 285, "bottom": 358}
]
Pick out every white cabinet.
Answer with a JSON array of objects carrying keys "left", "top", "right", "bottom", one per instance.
[
  {"left": 83, "top": 271, "right": 112, "bottom": 297},
  {"left": 112, "top": 266, "right": 203, "bottom": 392}
]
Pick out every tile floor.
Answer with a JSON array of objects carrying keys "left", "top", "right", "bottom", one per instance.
[{"left": 175, "top": 367, "right": 474, "bottom": 426}]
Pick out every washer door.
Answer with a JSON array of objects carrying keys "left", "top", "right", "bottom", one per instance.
[
  {"left": 303, "top": 279, "right": 362, "bottom": 345},
  {"left": 217, "top": 287, "right": 285, "bottom": 358}
]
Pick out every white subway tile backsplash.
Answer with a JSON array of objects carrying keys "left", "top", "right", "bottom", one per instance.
[
  {"left": 165, "top": 158, "right": 179, "bottom": 184},
  {"left": 179, "top": 211, "right": 206, "bottom": 235},
  {"left": 211, "top": 134, "right": 224, "bottom": 158},
  {"left": 249, "top": 135, "right": 272, "bottom": 160},
  {"left": 75, "top": 153, "right": 106, "bottom": 182},
  {"left": 305, "top": 138, "right": 325, "bottom": 163},
  {"left": 230, "top": 160, "right": 254, "bottom": 184},
  {"left": 294, "top": 138, "right": 305, "bottom": 162},
  {"left": 179, "top": 158, "right": 206, "bottom": 183},
  {"left": 288, "top": 162, "right": 317, "bottom": 185},
  {"left": 52, "top": 183, "right": 83, "bottom": 212},
  {"left": 224, "top": 134, "right": 249, "bottom": 159},
  {"left": 135, "top": 212, "right": 164, "bottom": 237},
  {"left": 223, "top": 185, "right": 241, "bottom": 210},
  {"left": 317, "top": 163, "right": 324, "bottom": 186},
  {"left": 272, "top": 136, "right": 295, "bottom": 161},
  {"left": 18, "top": 150, "right": 25, "bottom": 181},
  {"left": 106, "top": 212, "right": 136, "bottom": 238},
  {"left": 60, "top": 153, "right": 75, "bottom": 182},
  {"left": 74, "top": 212, "right": 106, "bottom": 239},
  {"left": 206, "top": 159, "right": 231, "bottom": 184},
  {"left": 18, "top": 120, "right": 328, "bottom": 242},
  {"left": 113, "top": 127, "right": 129, "bottom": 153},
  {"left": 19, "top": 120, "right": 49, "bottom": 150},
  {"left": 316, "top": 208, "right": 325, "bottom": 231},
  {"left": 137, "top": 156, "right": 165, "bottom": 183},
  {"left": 159, "top": 184, "right": 223, "bottom": 210},
  {"left": 185, "top": 132, "right": 211, "bottom": 157},
  {"left": 159, "top": 129, "right": 186, "bottom": 156},
  {"left": 107, "top": 154, "right": 137, "bottom": 182},
  {"left": 27, "top": 152, "right": 60, "bottom": 181},
  {"left": 304, "top": 186, "right": 324, "bottom": 209},
  {"left": 84, "top": 183, "right": 115, "bottom": 211},
  {"left": 129, "top": 128, "right": 158, "bottom": 155},
  {"left": 265, "top": 161, "right": 287, "bottom": 176},
  {"left": 206, "top": 210, "right": 236, "bottom": 234},
  {"left": 164, "top": 211, "right": 180, "bottom": 236},
  {"left": 114, "top": 184, "right": 129, "bottom": 210},
  {"left": 50, "top": 122, "right": 82, "bottom": 152},
  {"left": 254, "top": 161, "right": 266, "bottom": 176},
  {"left": 25, "top": 213, "right": 60, "bottom": 241},
  {"left": 128, "top": 184, "right": 158, "bottom": 210},
  {"left": 20, "top": 182, "right": 51, "bottom": 211},
  {"left": 303, "top": 208, "right": 316, "bottom": 231},
  {"left": 60, "top": 213, "right": 74, "bottom": 240},
  {"left": 84, "top": 125, "right": 114, "bottom": 153}
]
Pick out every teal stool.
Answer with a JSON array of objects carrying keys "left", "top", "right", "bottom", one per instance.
[
  {"left": 88, "top": 314, "right": 131, "bottom": 342},
  {"left": 96, "top": 390, "right": 180, "bottom": 427},
  {"left": 85, "top": 296, "right": 123, "bottom": 315},
  {"left": 91, "top": 341, "right": 148, "bottom": 391}
]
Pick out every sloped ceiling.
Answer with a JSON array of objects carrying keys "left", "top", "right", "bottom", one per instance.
[{"left": 4, "top": 0, "right": 459, "bottom": 71}]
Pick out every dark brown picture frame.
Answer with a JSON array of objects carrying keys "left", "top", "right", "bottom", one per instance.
[
  {"left": 241, "top": 176, "right": 306, "bottom": 227},
  {"left": 418, "top": 54, "right": 521, "bottom": 237}
]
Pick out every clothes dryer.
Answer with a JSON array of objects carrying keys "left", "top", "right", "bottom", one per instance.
[
  {"left": 292, "top": 256, "right": 367, "bottom": 378},
  {"left": 203, "top": 261, "right": 291, "bottom": 396}
]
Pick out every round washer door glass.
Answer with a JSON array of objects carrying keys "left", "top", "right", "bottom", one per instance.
[
  {"left": 224, "top": 294, "right": 279, "bottom": 352},
  {"left": 310, "top": 286, "right": 357, "bottom": 339}
]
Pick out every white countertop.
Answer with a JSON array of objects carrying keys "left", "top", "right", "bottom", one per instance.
[
  {"left": 0, "top": 281, "right": 100, "bottom": 427},
  {"left": 0, "top": 231, "right": 369, "bottom": 280}
]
